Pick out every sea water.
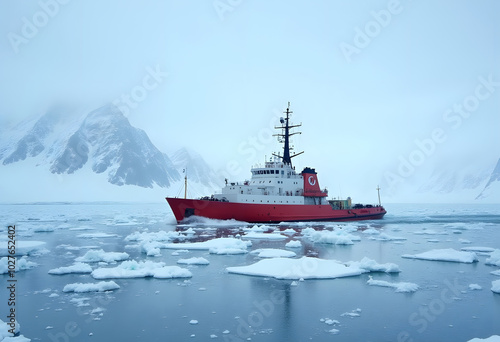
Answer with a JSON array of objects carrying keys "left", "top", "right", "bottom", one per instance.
[{"left": 1, "top": 202, "right": 499, "bottom": 342}]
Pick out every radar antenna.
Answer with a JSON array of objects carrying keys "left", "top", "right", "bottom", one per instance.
[{"left": 272, "top": 102, "right": 304, "bottom": 167}]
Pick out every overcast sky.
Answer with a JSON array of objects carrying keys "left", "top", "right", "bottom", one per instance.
[{"left": 1, "top": 0, "right": 499, "bottom": 201}]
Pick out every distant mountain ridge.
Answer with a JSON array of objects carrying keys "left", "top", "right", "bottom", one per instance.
[
  {"left": 476, "top": 158, "right": 500, "bottom": 200},
  {"left": 1, "top": 104, "right": 220, "bottom": 191}
]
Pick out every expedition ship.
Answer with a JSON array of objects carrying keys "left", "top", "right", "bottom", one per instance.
[{"left": 166, "top": 103, "right": 386, "bottom": 223}]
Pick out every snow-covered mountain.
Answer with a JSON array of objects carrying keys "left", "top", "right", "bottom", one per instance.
[
  {"left": 170, "top": 148, "right": 221, "bottom": 189},
  {"left": 476, "top": 157, "right": 500, "bottom": 201},
  {"left": 383, "top": 158, "right": 499, "bottom": 203},
  {"left": 0, "top": 104, "right": 221, "bottom": 202}
]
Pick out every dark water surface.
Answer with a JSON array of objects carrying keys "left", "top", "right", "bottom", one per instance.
[{"left": 1, "top": 203, "right": 499, "bottom": 342}]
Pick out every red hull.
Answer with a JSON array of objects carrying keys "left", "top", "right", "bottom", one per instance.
[{"left": 166, "top": 197, "right": 386, "bottom": 223}]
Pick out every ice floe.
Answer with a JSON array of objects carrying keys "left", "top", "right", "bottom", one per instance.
[
  {"left": 285, "top": 240, "right": 302, "bottom": 248},
  {"left": 177, "top": 257, "right": 210, "bottom": 265},
  {"left": 413, "top": 229, "right": 446, "bottom": 235},
  {"left": 402, "top": 248, "right": 478, "bottom": 263},
  {"left": 91, "top": 260, "right": 192, "bottom": 279},
  {"left": 250, "top": 249, "right": 296, "bottom": 258},
  {"left": 209, "top": 247, "right": 248, "bottom": 255},
  {"left": 242, "top": 232, "right": 287, "bottom": 240},
  {"left": 468, "top": 284, "right": 482, "bottom": 290},
  {"left": 48, "top": 263, "right": 93, "bottom": 275},
  {"left": 366, "top": 276, "right": 419, "bottom": 293},
  {"left": 77, "top": 233, "right": 118, "bottom": 239},
  {"left": 302, "top": 227, "right": 360, "bottom": 245},
  {"left": 63, "top": 281, "right": 120, "bottom": 293},
  {"left": 0, "top": 257, "right": 37, "bottom": 274},
  {"left": 485, "top": 250, "right": 500, "bottom": 267},
  {"left": 461, "top": 247, "right": 496, "bottom": 253},
  {"left": 0, "top": 241, "right": 46, "bottom": 256},
  {"left": 361, "top": 227, "right": 380, "bottom": 235},
  {"left": 162, "top": 238, "right": 251, "bottom": 252},
  {"left": 341, "top": 308, "right": 362, "bottom": 317},
  {"left": 492, "top": 280, "right": 500, "bottom": 294},
  {"left": 0, "top": 319, "right": 29, "bottom": 342},
  {"left": 467, "top": 336, "right": 500, "bottom": 342},
  {"left": 75, "top": 249, "right": 129, "bottom": 263},
  {"left": 227, "top": 256, "right": 380, "bottom": 280},
  {"left": 346, "top": 257, "right": 400, "bottom": 273},
  {"left": 369, "top": 233, "right": 407, "bottom": 242}
]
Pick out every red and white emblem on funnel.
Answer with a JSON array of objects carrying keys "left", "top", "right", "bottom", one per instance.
[
  {"left": 308, "top": 176, "right": 316, "bottom": 186},
  {"left": 302, "top": 168, "right": 326, "bottom": 197}
]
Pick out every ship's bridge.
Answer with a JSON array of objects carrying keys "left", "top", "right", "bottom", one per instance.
[{"left": 250, "top": 160, "right": 300, "bottom": 179}]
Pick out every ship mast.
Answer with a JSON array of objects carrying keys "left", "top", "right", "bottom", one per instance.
[
  {"left": 376, "top": 185, "right": 381, "bottom": 206},
  {"left": 184, "top": 168, "right": 187, "bottom": 199},
  {"left": 273, "top": 102, "right": 304, "bottom": 167}
]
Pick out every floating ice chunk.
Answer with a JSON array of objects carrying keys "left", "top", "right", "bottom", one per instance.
[
  {"left": 367, "top": 276, "right": 419, "bottom": 293},
  {"left": 322, "top": 319, "right": 340, "bottom": 325},
  {"left": 244, "top": 225, "right": 270, "bottom": 233},
  {"left": 402, "top": 248, "right": 478, "bottom": 263},
  {"left": 77, "top": 233, "right": 118, "bottom": 239},
  {"left": 209, "top": 247, "right": 247, "bottom": 255},
  {"left": 250, "top": 249, "right": 296, "bottom": 258},
  {"left": 285, "top": 240, "right": 302, "bottom": 248},
  {"left": 0, "top": 319, "right": 29, "bottom": 341},
  {"left": 341, "top": 308, "right": 361, "bottom": 317},
  {"left": 177, "top": 257, "right": 210, "bottom": 265},
  {"left": 49, "top": 263, "right": 92, "bottom": 275},
  {"left": 57, "top": 244, "right": 99, "bottom": 251},
  {"left": 369, "top": 233, "right": 407, "bottom": 242},
  {"left": 91, "top": 260, "right": 192, "bottom": 279},
  {"left": 485, "top": 250, "right": 500, "bottom": 267},
  {"left": 227, "top": 256, "right": 365, "bottom": 280},
  {"left": 189, "top": 320, "right": 198, "bottom": 325},
  {"left": 125, "top": 230, "right": 186, "bottom": 243},
  {"left": 347, "top": 257, "right": 400, "bottom": 273},
  {"left": 0, "top": 240, "right": 46, "bottom": 256},
  {"left": 75, "top": 249, "right": 129, "bottom": 263},
  {"left": 172, "top": 250, "right": 190, "bottom": 256},
  {"left": 328, "top": 328, "right": 340, "bottom": 334},
  {"left": 0, "top": 256, "right": 37, "bottom": 274},
  {"left": 362, "top": 228, "right": 380, "bottom": 235},
  {"left": 461, "top": 247, "right": 495, "bottom": 253},
  {"left": 243, "top": 232, "right": 287, "bottom": 240},
  {"left": 492, "top": 280, "right": 500, "bottom": 294},
  {"left": 413, "top": 229, "right": 446, "bottom": 235},
  {"left": 163, "top": 238, "right": 251, "bottom": 251},
  {"left": 469, "top": 284, "right": 482, "bottom": 290},
  {"left": 467, "top": 335, "right": 500, "bottom": 342},
  {"left": 63, "top": 281, "right": 120, "bottom": 293},
  {"left": 281, "top": 229, "right": 297, "bottom": 235},
  {"left": 302, "top": 228, "right": 359, "bottom": 245}
]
